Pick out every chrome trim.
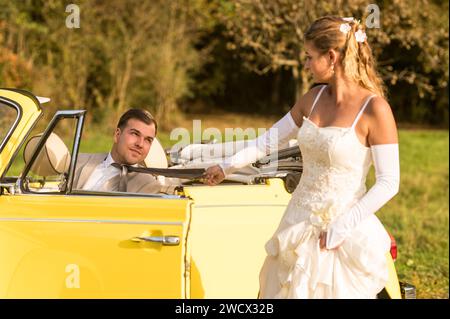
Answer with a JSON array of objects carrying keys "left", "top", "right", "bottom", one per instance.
[
  {"left": 7, "top": 191, "right": 185, "bottom": 200},
  {"left": 0, "top": 182, "right": 16, "bottom": 195},
  {"left": 69, "top": 190, "right": 184, "bottom": 199},
  {"left": 132, "top": 235, "right": 180, "bottom": 245},
  {"left": 0, "top": 217, "right": 183, "bottom": 226},
  {"left": 18, "top": 110, "right": 86, "bottom": 194},
  {"left": 400, "top": 282, "right": 416, "bottom": 299},
  {"left": 67, "top": 111, "right": 85, "bottom": 192},
  {"left": 193, "top": 204, "right": 288, "bottom": 208}
]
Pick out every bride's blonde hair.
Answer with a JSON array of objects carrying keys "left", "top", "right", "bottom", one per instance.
[{"left": 305, "top": 16, "right": 386, "bottom": 98}]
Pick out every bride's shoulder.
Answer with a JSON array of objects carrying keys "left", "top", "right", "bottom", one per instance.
[
  {"left": 365, "top": 96, "right": 398, "bottom": 143},
  {"left": 365, "top": 96, "right": 394, "bottom": 120},
  {"left": 292, "top": 85, "right": 326, "bottom": 116}
]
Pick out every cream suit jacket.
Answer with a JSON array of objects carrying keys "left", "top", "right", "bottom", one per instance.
[{"left": 73, "top": 153, "right": 176, "bottom": 194}]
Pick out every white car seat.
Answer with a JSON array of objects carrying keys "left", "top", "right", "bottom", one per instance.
[
  {"left": 142, "top": 137, "right": 168, "bottom": 168},
  {"left": 23, "top": 132, "right": 71, "bottom": 176}
]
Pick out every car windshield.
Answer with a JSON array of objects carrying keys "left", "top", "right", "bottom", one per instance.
[{"left": 0, "top": 102, "right": 18, "bottom": 151}]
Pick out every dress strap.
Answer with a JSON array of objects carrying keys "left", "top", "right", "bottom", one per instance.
[
  {"left": 351, "top": 95, "right": 377, "bottom": 129},
  {"left": 307, "top": 85, "right": 327, "bottom": 118}
]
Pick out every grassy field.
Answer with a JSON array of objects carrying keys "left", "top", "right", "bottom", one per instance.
[
  {"left": 373, "top": 130, "right": 449, "bottom": 299},
  {"left": 5, "top": 113, "right": 449, "bottom": 298}
]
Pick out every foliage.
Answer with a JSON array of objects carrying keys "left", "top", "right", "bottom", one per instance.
[
  {"left": 213, "top": 0, "right": 449, "bottom": 124},
  {"left": 0, "top": 0, "right": 213, "bottom": 128},
  {"left": 0, "top": 0, "right": 448, "bottom": 126}
]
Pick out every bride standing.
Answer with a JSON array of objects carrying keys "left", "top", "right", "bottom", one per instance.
[{"left": 204, "top": 16, "right": 400, "bottom": 298}]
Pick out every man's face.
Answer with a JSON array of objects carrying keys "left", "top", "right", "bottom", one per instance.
[{"left": 111, "top": 118, "right": 156, "bottom": 165}]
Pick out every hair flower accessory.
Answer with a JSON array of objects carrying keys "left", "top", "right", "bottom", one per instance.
[
  {"left": 355, "top": 29, "right": 367, "bottom": 43},
  {"left": 339, "top": 23, "right": 351, "bottom": 34}
]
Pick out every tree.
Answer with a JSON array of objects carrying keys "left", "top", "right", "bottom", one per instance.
[
  {"left": 0, "top": 0, "right": 215, "bottom": 128},
  {"left": 215, "top": 0, "right": 448, "bottom": 124},
  {"left": 215, "top": 0, "right": 374, "bottom": 99}
]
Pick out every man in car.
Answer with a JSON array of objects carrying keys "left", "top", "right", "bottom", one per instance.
[{"left": 73, "top": 108, "right": 175, "bottom": 194}]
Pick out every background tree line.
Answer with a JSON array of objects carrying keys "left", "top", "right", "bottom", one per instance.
[{"left": 0, "top": 0, "right": 448, "bottom": 129}]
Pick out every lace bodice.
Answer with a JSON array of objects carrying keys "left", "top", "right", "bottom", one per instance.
[{"left": 284, "top": 86, "right": 375, "bottom": 227}]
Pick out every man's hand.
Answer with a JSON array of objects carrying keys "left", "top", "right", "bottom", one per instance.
[{"left": 203, "top": 165, "right": 225, "bottom": 186}]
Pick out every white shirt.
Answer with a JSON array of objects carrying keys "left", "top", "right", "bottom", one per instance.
[{"left": 82, "top": 153, "right": 121, "bottom": 191}]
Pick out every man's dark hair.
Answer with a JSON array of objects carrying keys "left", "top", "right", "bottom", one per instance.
[{"left": 117, "top": 109, "right": 158, "bottom": 135}]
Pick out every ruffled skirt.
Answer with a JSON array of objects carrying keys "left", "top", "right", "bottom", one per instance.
[{"left": 258, "top": 212, "right": 391, "bottom": 299}]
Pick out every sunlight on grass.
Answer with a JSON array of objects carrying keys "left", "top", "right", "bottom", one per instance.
[{"left": 367, "top": 130, "right": 449, "bottom": 298}]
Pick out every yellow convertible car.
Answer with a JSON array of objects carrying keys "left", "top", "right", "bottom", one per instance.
[{"left": 0, "top": 88, "right": 415, "bottom": 299}]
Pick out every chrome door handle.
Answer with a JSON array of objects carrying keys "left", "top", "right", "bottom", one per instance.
[{"left": 132, "top": 236, "right": 180, "bottom": 246}]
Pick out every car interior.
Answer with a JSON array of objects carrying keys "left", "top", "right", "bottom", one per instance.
[{"left": 13, "top": 127, "right": 304, "bottom": 195}]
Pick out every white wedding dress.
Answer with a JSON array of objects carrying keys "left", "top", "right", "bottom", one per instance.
[{"left": 259, "top": 86, "right": 391, "bottom": 299}]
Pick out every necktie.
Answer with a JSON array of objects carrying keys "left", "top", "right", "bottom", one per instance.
[{"left": 117, "top": 164, "right": 128, "bottom": 192}]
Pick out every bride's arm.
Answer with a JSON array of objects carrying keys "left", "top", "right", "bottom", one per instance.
[
  {"left": 325, "top": 97, "right": 400, "bottom": 249},
  {"left": 217, "top": 110, "right": 299, "bottom": 175},
  {"left": 204, "top": 88, "right": 319, "bottom": 185},
  {"left": 203, "top": 110, "right": 298, "bottom": 185},
  {"left": 219, "top": 86, "right": 325, "bottom": 175}
]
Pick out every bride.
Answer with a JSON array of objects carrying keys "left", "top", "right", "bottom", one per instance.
[{"left": 204, "top": 16, "right": 400, "bottom": 298}]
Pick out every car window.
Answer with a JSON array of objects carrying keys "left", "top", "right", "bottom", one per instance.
[
  {"left": 22, "top": 117, "right": 77, "bottom": 193},
  {"left": 0, "top": 102, "right": 18, "bottom": 151}
]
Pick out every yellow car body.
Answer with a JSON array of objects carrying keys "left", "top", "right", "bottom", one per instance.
[{"left": 0, "top": 88, "right": 402, "bottom": 299}]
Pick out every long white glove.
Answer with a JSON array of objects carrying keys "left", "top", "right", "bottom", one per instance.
[
  {"left": 219, "top": 112, "right": 299, "bottom": 175},
  {"left": 179, "top": 139, "right": 250, "bottom": 162},
  {"left": 326, "top": 144, "right": 400, "bottom": 249}
]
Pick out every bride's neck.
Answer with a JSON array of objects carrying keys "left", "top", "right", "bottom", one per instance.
[{"left": 326, "top": 73, "right": 359, "bottom": 105}]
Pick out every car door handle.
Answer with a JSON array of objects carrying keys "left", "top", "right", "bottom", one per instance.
[{"left": 132, "top": 236, "right": 180, "bottom": 246}]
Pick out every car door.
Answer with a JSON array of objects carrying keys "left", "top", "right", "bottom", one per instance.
[
  {"left": 0, "top": 97, "right": 191, "bottom": 298},
  {"left": 184, "top": 181, "right": 290, "bottom": 298},
  {"left": 0, "top": 193, "right": 191, "bottom": 298}
]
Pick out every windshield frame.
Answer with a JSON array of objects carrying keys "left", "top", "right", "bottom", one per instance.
[{"left": 0, "top": 96, "right": 22, "bottom": 154}]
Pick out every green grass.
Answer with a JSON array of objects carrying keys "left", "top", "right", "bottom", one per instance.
[
  {"left": 367, "top": 130, "right": 449, "bottom": 299},
  {"left": 4, "top": 122, "right": 448, "bottom": 298}
]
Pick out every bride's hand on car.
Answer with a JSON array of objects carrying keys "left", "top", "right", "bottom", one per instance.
[{"left": 203, "top": 165, "right": 225, "bottom": 186}]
